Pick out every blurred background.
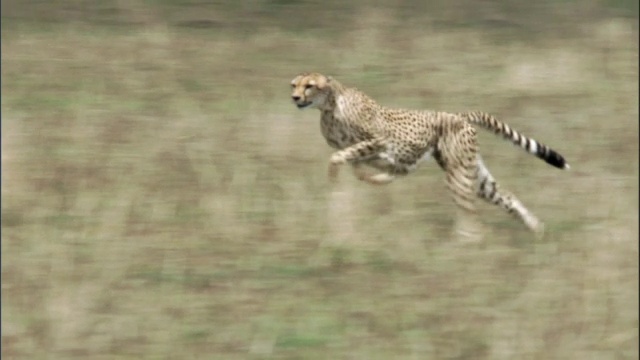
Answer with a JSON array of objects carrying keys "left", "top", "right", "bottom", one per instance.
[{"left": 1, "top": 1, "right": 638, "bottom": 358}]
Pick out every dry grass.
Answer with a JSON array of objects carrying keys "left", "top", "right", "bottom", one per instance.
[{"left": 1, "top": 2, "right": 638, "bottom": 359}]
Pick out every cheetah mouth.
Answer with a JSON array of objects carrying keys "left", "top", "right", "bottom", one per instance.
[{"left": 295, "top": 101, "right": 312, "bottom": 109}]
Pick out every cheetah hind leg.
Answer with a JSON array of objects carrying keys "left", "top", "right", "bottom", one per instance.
[
  {"left": 434, "top": 126, "right": 485, "bottom": 243},
  {"left": 444, "top": 163, "right": 486, "bottom": 243},
  {"left": 476, "top": 155, "right": 545, "bottom": 238}
]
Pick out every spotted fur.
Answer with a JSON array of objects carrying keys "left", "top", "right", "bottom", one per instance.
[{"left": 290, "top": 72, "right": 569, "bottom": 238}]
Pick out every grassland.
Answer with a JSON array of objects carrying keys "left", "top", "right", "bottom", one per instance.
[{"left": 1, "top": 1, "right": 638, "bottom": 359}]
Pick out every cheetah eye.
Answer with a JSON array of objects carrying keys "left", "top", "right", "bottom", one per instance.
[
  {"left": 291, "top": 84, "right": 296, "bottom": 88},
  {"left": 304, "top": 84, "right": 314, "bottom": 89}
]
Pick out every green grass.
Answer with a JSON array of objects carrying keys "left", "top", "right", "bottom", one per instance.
[{"left": 2, "top": 2, "right": 639, "bottom": 359}]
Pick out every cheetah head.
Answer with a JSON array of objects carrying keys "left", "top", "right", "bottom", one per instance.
[{"left": 290, "top": 72, "right": 332, "bottom": 110}]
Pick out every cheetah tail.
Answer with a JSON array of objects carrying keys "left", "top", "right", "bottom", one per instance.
[{"left": 460, "top": 111, "right": 570, "bottom": 170}]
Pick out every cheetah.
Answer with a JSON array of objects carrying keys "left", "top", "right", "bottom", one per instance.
[{"left": 290, "top": 72, "right": 569, "bottom": 240}]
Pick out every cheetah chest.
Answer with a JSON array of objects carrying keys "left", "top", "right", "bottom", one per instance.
[{"left": 320, "top": 111, "right": 366, "bottom": 149}]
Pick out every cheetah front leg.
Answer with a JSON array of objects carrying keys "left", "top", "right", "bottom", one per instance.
[
  {"left": 328, "top": 139, "right": 386, "bottom": 183},
  {"left": 352, "top": 163, "right": 396, "bottom": 185}
]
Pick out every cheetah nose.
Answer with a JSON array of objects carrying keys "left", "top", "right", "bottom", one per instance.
[{"left": 292, "top": 96, "right": 301, "bottom": 102}]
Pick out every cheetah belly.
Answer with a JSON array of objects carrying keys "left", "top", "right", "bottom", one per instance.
[
  {"left": 418, "top": 148, "right": 433, "bottom": 163},
  {"left": 372, "top": 145, "right": 433, "bottom": 173},
  {"left": 406, "top": 147, "right": 434, "bottom": 171}
]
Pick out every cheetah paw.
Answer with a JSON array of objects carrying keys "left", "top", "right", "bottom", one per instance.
[{"left": 328, "top": 155, "right": 346, "bottom": 183}]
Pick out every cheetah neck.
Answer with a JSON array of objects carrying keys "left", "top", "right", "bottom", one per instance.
[{"left": 317, "top": 80, "right": 346, "bottom": 112}]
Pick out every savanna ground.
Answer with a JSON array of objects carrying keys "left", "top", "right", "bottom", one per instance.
[{"left": 1, "top": 1, "right": 638, "bottom": 359}]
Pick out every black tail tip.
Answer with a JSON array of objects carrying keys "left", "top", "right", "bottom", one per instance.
[{"left": 546, "top": 150, "right": 569, "bottom": 170}]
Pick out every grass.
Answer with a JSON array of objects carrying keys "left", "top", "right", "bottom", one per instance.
[{"left": 2, "top": 1, "right": 639, "bottom": 359}]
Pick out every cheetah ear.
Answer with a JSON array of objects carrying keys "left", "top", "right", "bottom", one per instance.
[
  {"left": 290, "top": 74, "right": 303, "bottom": 84},
  {"left": 317, "top": 75, "right": 332, "bottom": 89}
]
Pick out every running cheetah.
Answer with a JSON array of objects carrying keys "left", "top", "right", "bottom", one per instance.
[{"left": 290, "top": 72, "right": 569, "bottom": 239}]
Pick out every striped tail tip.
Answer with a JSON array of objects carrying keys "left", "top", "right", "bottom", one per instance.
[{"left": 563, "top": 163, "right": 571, "bottom": 170}]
